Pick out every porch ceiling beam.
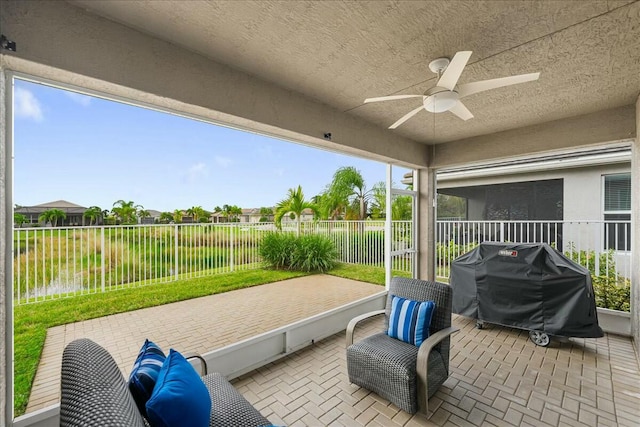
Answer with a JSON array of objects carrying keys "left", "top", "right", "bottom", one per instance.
[
  {"left": 0, "top": 0, "right": 427, "bottom": 168},
  {"left": 430, "top": 104, "right": 636, "bottom": 169}
]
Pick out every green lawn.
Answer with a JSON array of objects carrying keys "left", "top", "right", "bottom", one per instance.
[{"left": 13, "top": 263, "right": 393, "bottom": 416}]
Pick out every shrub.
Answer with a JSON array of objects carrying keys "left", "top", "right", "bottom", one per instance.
[
  {"left": 259, "top": 232, "right": 337, "bottom": 272},
  {"left": 565, "top": 244, "right": 630, "bottom": 312},
  {"left": 290, "top": 234, "right": 338, "bottom": 272},
  {"left": 259, "top": 232, "right": 297, "bottom": 269}
]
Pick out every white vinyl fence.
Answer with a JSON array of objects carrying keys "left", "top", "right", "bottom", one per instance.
[
  {"left": 436, "top": 220, "right": 632, "bottom": 282},
  {"left": 13, "top": 220, "right": 630, "bottom": 304}
]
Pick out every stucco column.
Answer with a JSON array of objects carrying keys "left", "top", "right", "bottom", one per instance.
[
  {"left": 0, "top": 66, "right": 9, "bottom": 427},
  {"left": 632, "top": 95, "right": 640, "bottom": 355},
  {"left": 418, "top": 168, "right": 436, "bottom": 281}
]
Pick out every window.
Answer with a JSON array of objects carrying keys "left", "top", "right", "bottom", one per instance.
[{"left": 603, "top": 173, "right": 631, "bottom": 251}]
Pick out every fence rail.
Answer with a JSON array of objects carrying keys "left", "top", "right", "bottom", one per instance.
[{"left": 12, "top": 220, "right": 630, "bottom": 305}]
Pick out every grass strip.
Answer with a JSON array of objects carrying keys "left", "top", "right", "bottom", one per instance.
[
  {"left": 328, "top": 262, "right": 410, "bottom": 284},
  {"left": 14, "top": 268, "right": 308, "bottom": 416}
]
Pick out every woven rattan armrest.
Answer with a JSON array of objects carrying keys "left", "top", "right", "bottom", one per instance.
[
  {"left": 416, "top": 326, "right": 459, "bottom": 416},
  {"left": 346, "top": 309, "right": 386, "bottom": 346}
]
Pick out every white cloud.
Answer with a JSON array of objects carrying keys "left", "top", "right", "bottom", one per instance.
[
  {"left": 65, "top": 91, "right": 92, "bottom": 107},
  {"left": 215, "top": 156, "right": 232, "bottom": 168},
  {"left": 186, "top": 162, "right": 208, "bottom": 183},
  {"left": 274, "top": 168, "right": 285, "bottom": 177},
  {"left": 14, "top": 87, "right": 43, "bottom": 121}
]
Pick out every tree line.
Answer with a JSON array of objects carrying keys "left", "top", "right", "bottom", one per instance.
[{"left": 14, "top": 166, "right": 464, "bottom": 227}]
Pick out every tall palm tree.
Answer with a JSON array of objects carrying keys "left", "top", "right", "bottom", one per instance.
[
  {"left": 326, "top": 166, "right": 372, "bottom": 220},
  {"left": 39, "top": 209, "right": 66, "bottom": 227},
  {"left": 112, "top": 200, "right": 141, "bottom": 224},
  {"left": 83, "top": 206, "right": 103, "bottom": 226},
  {"left": 274, "top": 186, "right": 319, "bottom": 234}
]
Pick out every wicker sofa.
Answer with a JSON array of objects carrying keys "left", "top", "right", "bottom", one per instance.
[{"left": 59, "top": 338, "right": 270, "bottom": 427}]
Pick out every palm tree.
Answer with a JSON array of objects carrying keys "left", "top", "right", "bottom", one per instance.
[
  {"left": 112, "top": 200, "right": 141, "bottom": 224},
  {"left": 230, "top": 205, "right": 242, "bottom": 222},
  {"left": 274, "top": 186, "right": 319, "bottom": 234},
  {"left": 39, "top": 209, "right": 66, "bottom": 227},
  {"left": 326, "top": 166, "right": 372, "bottom": 220},
  {"left": 137, "top": 208, "right": 151, "bottom": 223},
  {"left": 172, "top": 209, "right": 183, "bottom": 223},
  {"left": 368, "top": 181, "right": 413, "bottom": 220},
  {"left": 186, "top": 205, "right": 207, "bottom": 222},
  {"left": 159, "top": 211, "right": 173, "bottom": 224},
  {"left": 258, "top": 207, "right": 273, "bottom": 223},
  {"left": 14, "top": 212, "right": 27, "bottom": 227},
  {"left": 83, "top": 206, "right": 103, "bottom": 226}
]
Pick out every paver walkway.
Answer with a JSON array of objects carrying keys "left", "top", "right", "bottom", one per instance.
[{"left": 26, "top": 275, "right": 383, "bottom": 412}]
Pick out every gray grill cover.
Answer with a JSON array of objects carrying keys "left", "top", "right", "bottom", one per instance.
[{"left": 450, "top": 242, "right": 603, "bottom": 338}]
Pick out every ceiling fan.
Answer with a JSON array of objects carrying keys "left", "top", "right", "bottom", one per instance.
[{"left": 364, "top": 51, "right": 540, "bottom": 129}]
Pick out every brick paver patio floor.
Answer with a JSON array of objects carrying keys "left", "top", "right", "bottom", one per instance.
[
  {"left": 26, "top": 275, "right": 383, "bottom": 412},
  {"left": 234, "top": 315, "right": 640, "bottom": 426},
  {"left": 26, "top": 275, "right": 640, "bottom": 426}
]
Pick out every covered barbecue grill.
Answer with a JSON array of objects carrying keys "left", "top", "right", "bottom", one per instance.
[{"left": 450, "top": 242, "right": 603, "bottom": 346}]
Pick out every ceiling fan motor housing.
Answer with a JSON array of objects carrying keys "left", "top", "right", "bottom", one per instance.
[{"left": 423, "top": 86, "right": 459, "bottom": 113}]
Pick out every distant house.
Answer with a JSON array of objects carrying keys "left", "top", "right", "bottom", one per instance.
[
  {"left": 436, "top": 146, "right": 631, "bottom": 252},
  {"left": 280, "top": 207, "right": 315, "bottom": 224},
  {"left": 141, "top": 209, "right": 162, "bottom": 224},
  {"left": 210, "top": 212, "right": 227, "bottom": 223},
  {"left": 15, "top": 200, "right": 88, "bottom": 226},
  {"left": 239, "top": 208, "right": 275, "bottom": 223}
]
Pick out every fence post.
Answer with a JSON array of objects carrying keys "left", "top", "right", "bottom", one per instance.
[
  {"left": 174, "top": 225, "right": 179, "bottom": 281},
  {"left": 230, "top": 225, "right": 235, "bottom": 272},
  {"left": 346, "top": 224, "right": 351, "bottom": 264},
  {"left": 500, "top": 221, "right": 505, "bottom": 242},
  {"left": 101, "top": 227, "right": 105, "bottom": 293}
]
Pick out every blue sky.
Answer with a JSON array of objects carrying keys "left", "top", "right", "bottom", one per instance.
[{"left": 14, "top": 79, "right": 409, "bottom": 213}]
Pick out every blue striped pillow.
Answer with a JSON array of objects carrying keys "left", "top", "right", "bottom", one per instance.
[
  {"left": 128, "top": 339, "right": 166, "bottom": 417},
  {"left": 387, "top": 295, "right": 436, "bottom": 347}
]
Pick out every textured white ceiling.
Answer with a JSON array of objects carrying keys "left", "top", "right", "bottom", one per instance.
[{"left": 70, "top": 0, "right": 640, "bottom": 144}]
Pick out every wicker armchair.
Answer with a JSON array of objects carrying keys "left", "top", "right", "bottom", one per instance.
[{"left": 346, "top": 277, "right": 458, "bottom": 415}]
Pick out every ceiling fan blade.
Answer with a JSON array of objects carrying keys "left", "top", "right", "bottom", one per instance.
[
  {"left": 364, "top": 95, "right": 422, "bottom": 103},
  {"left": 458, "top": 72, "right": 540, "bottom": 98},
  {"left": 449, "top": 101, "right": 474, "bottom": 121},
  {"left": 389, "top": 105, "right": 424, "bottom": 129},
  {"left": 437, "top": 51, "right": 472, "bottom": 90}
]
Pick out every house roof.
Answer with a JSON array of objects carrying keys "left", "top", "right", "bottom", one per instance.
[
  {"left": 15, "top": 200, "right": 87, "bottom": 215},
  {"left": 31, "top": 200, "right": 86, "bottom": 209}
]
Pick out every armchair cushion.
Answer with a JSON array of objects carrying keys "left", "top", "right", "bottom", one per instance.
[
  {"left": 128, "top": 339, "right": 166, "bottom": 416},
  {"left": 387, "top": 295, "right": 435, "bottom": 346},
  {"left": 146, "top": 349, "right": 211, "bottom": 427}
]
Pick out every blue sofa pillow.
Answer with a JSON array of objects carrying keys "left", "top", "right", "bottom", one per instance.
[
  {"left": 128, "top": 339, "right": 166, "bottom": 416},
  {"left": 146, "top": 349, "right": 211, "bottom": 427},
  {"left": 387, "top": 295, "right": 436, "bottom": 347}
]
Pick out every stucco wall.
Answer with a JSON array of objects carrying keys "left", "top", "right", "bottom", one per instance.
[{"left": 439, "top": 163, "right": 631, "bottom": 222}]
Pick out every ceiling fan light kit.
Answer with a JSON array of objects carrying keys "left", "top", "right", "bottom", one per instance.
[{"left": 364, "top": 50, "right": 541, "bottom": 129}]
